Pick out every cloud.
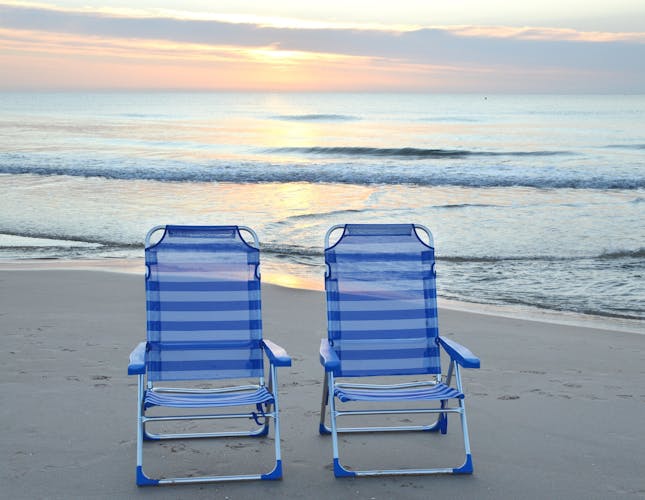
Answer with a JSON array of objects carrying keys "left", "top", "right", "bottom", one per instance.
[{"left": 1, "top": 3, "right": 644, "bottom": 91}]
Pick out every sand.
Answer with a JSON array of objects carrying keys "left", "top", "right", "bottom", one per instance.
[{"left": 1, "top": 269, "right": 644, "bottom": 499}]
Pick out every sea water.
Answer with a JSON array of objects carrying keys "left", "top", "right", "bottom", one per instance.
[{"left": 0, "top": 92, "right": 643, "bottom": 323}]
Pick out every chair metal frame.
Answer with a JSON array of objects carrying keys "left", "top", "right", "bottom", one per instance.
[
  {"left": 128, "top": 225, "right": 291, "bottom": 485},
  {"left": 319, "top": 224, "right": 480, "bottom": 477}
]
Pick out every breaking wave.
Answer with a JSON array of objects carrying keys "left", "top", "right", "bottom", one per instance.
[{"left": 2, "top": 153, "right": 643, "bottom": 189}]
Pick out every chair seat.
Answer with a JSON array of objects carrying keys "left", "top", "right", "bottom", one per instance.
[
  {"left": 145, "top": 386, "right": 274, "bottom": 409},
  {"left": 334, "top": 382, "right": 464, "bottom": 403}
]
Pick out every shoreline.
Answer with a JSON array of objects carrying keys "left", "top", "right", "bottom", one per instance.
[{"left": 0, "top": 257, "right": 642, "bottom": 335}]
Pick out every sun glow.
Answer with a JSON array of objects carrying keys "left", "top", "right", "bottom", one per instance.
[
  {"left": 0, "top": 26, "right": 380, "bottom": 90},
  {"left": 1, "top": 0, "right": 643, "bottom": 92}
]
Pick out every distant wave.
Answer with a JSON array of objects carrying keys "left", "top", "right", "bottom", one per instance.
[
  {"left": 604, "top": 144, "right": 645, "bottom": 150},
  {"left": 440, "top": 250, "right": 645, "bottom": 263},
  {"left": 261, "top": 243, "right": 319, "bottom": 256},
  {"left": 598, "top": 248, "right": 645, "bottom": 259},
  {"left": 433, "top": 203, "right": 498, "bottom": 209},
  {"left": 2, "top": 154, "right": 643, "bottom": 189},
  {"left": 450, "top": 294, "right": 644, "bottom": 321},
  {"left": 117, "top": 113, "right": 173, "bottom": 119},
  {"left": 270, "top": 114, "right": 358, "bottom": 122},
  {"left": 284, "top": 209, "right": 365, "bottom": 221},
  {"left": 270, "top": 146, "right": 572, "bottom": 159},
  {"left": 0, "top": 245, "right": 92, "bottom": 252},
  {"left": 0, "top": 230, "right": 140, "bottom": 248},
  {"left": 418, "top": 117, "right": 480, "bottom": 123}
]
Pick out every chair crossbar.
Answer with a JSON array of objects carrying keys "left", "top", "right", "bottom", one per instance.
[
  {"left": 326, "top": 406, "right": 461, "bottom": 434},
  {"left": 157, "top": 474, "right": 263, "bottom": 485},
  {"left": 334, "top": 407, "right": 463, "bottom": 418},
  {"left": 354, "top": 468, "right": 454, "bottom": 477},
  {"left": 334, "top": 425, "right": 438, "bottom": 433},
  {"left": 143, "top": 410, "right": 276, "bottom": 423},
  {"left": 144, "top": 428, "right": 269, "bottom": 440}
]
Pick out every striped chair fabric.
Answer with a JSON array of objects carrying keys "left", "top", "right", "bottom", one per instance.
[
  {"left": 325, "top": 224, "right": 441, "bottom": 378},
  {"left": 145, "top": 226, "right": 263, "bottom": 382}
]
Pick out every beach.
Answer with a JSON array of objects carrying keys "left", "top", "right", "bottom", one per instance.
[{"left": 1, "top": 268, "right": 644, "bottom": 499}]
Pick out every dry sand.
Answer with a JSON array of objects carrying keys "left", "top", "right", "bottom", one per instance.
[{"left": 1, "top": 269, "right": 644, "bottom": 499}]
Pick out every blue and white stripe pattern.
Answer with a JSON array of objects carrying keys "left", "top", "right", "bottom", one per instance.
[
  {"left": 334, "top": 383, "right": 463, "bottom": 403},
  {"left": 145, "top": 226, "right": 264, "bottom": 382},
  {"left": 325, "top": 224, "right": 440, "bottom": 377},
  {"left": 144, "top": 386, "right": 274, "bottom": 409}
]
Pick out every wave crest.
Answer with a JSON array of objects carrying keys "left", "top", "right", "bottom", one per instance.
[
  {"left": 270, "top": 114, "right": 358, "bottom": 122},
  {"left": 270, "top": 146, "right": 572, "bottom": 159}
]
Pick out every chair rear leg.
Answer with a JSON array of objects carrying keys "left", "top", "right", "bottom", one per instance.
[
  {"left": 319, "top": 373, "right": 331, "bottom": 434},
  {"left": 453, "top": 365, "right": 473, "bottom": 474},
  {"left": 439, "top": 400, "right": 448, "bottom": 434},
  {"left": 136, "top": 376, "right": 159, "bottom": 486}
]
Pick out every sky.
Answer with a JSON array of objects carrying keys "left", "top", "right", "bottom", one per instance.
[{"left": 1, "top": 0, "right": 644, "bottom": 92}]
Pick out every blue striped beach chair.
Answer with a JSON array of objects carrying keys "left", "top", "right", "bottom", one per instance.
[
  {"left": 319, "top": 224, "right": 480, "bottom": 477},
  {"left": 128, "top": 225, "right": 291, "bottom": 485}
]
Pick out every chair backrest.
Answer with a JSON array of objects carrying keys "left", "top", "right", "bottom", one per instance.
[
  {"left": 145, "top": 225, "right": 263, "bottom": 382},
  {"left": 325, "top": 224, "right": 441, "bottom": 377}
]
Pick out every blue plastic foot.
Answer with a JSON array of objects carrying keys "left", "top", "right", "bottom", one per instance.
[
  {"left": 319, "top": 423, "right": 331, "bottom": 435},
  {"left": 333, "top": 458, "right": 356, "bottom": 478},
  {"left": 136, "top": 466, "right": 159, "bottom": 486},
  {"left": 453, "top": 454, "right": 473, "bottom": 474},
  {"left": 255, "top": 424, "right": 270, "bottom": 437},
  {"left": 261, "top": 460, "right": 283, "bottom": 480}
]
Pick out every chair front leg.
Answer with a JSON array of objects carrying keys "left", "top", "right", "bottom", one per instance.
[
  {"left": 136, "top": 374, "right": 159, "bottom": 485},
  {"left": 136, "top": 374, "right": 144, "bottom": 467},
  {"left": 263, "top": 363, "right": 283, "bottom": 479}
]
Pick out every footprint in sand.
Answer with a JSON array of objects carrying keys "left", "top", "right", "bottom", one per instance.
[{"left": 92, "top": 375, "right": 110, "bottom": 387}]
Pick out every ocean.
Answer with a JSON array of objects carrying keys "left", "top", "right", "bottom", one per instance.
[{"left": 0, "top": 92, "right": 643, "bottom": 326}]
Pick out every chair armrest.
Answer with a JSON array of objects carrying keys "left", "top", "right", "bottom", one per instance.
[
  {"left": 128, "top": 341, "right": 147, "bottom": 375},
  {"left": 319, "top": 339, "right": 340, "bottom": 372},
  {"left": 262, "top": 339, "right": 292, "bottom": 367},
  {"left": 438, "top": 337, "right": 480, "bottom": 369}
]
